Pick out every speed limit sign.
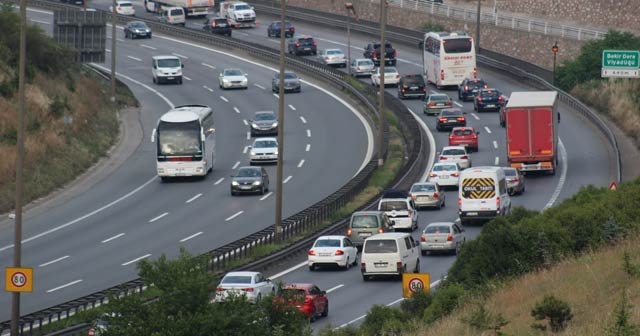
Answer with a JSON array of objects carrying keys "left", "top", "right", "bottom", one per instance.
[
  {"left": 402, "top": 273, "right": 430, "bottom": 298},
  {"left": 5, "top": 267, "right": 33, "bottom": 292}
]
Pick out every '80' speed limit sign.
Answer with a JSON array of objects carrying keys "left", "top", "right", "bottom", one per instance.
[
  {"left": 401, "top": 272, "right": 430, "bottom": 298},
  {"left": 5, "top": 267, "right": 33, "bottom": 293}
]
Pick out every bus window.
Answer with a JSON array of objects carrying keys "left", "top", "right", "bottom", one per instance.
[{"left": 442, "top": 38, "right": 472, "bottom": 53}]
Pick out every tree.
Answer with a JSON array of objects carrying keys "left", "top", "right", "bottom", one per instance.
[
  {"left": 605, "top": 289, "right": 638, "bottom": 336},
  {"left": 530, "top": 295, "right": 573, "bottom": 333}
]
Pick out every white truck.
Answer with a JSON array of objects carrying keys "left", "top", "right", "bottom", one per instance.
[
  {"left": 219, "top": 1, "right": 256, "bottom": 28},
  {"left": 144, "top": 0, "right": 213, "bottom": 17}
]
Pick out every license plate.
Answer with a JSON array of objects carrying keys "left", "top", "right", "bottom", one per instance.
[
  {"left": 304, "top": 47, "right": 311, "bottom": 50},
  {"left": 374, "top": 263, "right": 387, "bottom": 268},
  {"left": 319, "top": 253, "right": 332, "bottom": 257},
  {"left": 418, "top": 196, "right": 429, "bottom": 201},
  {"left": 437, "top": 103, "right": 444, "bottom": 106},
  {"left": 472, "top": 89, "right": 478, "bottom": 93},
  {"left": 467, "top": 212, "right": 478, "bottom": 216},
  {"left": 359, "top": 232, "right": 372, "bottom": 237},
  {"left": 448, "top": 120, "right": 456, "bottom": 123},
  {"left": 439, "top": 175, "right": 449, "bottom": 179},
  {"left": 240, "top": 186, "right": 252, "bottom": 190},
  {"left": 167, "top": 77, "right": 174, "bottom": 80},
  {"left": 487, "top": 104, "right": 495, "bottom": 108},
  {"left": 410, "top": 86, "right": 418, "bottom": 89}
]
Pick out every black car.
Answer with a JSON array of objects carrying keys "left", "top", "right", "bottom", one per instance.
[
  {"left": 436, "top": 108, "right": 467, "bottom": 132},
  {"left": 203, "top": 16, "right": 232, "bottom": 36},
  {"left": 458, "top": 77, "right": 488, "bottom": 101},
  {"left": 473, "top": 88, "right": 504, "bottom": 112},
  {"left": 230, "top": 166, "right": 270, "bottom": 195},
  {"left": 267, "top": 21, "right": 295, "bottom": 38},
  {"left": 124, "top": 21, "right": 151, "bottom": 39},
  {"left": 250, "top": 111, "right": 278, "bottom": 136},
  {"left": 397, "top": 74, "right": 427, "bottom": 100},
  {"left": 288, "top": 36, "right": 317, "bottom": 56},
  {"left": 271, "top": 71, "right": 301, "bottom": 93}
]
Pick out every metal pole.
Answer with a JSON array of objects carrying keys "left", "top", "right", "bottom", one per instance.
[
  {"left": 475, "top": 0, "right": 481, "bottom": 53},
  {"left": 552, "top": 41, "right": 558, "bottom": 86},
  {"left": 346, "top": 6, "right": 351, "bottom": 76},
  {"left": 111, "top": 0, "right": 117, "bottom": 107},
  {"left": 274, "top": 0, "right": 286, "bottom": 242},
  {"left": 11, "top": 0, "right": 28, "bottom": 332},
  {"left": 377, "top": 0, "right": 386, "bottom": 167}
]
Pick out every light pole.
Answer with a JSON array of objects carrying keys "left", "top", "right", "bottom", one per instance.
[
  {"left": 552, "top": 41, "right": 559, "bottom": 86},
  {"left": 475, "top": 0, "right": 481, "bottom": 53},
  {"left": 377, "top": 0, "right": 387, "bottom": 167},
  {"left": 345, "top": 2, "right": 354, "bottom": 76},
  {"left": 274, "top": 0, "right": 286, "bottom": 242},
  {"left": 111, "top": 0, "right": 117, "bottom": 109}
]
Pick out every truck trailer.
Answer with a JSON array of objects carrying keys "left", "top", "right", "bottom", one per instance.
[
  {"left": 505, "top": 91, "right": 559, "bottom": 175},
  {"left": 144, "top": 0, "right": 213, "bottom": 17}
]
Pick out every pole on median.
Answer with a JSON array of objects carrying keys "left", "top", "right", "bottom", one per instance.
[
  {"left": 377, "top": 0, "right": 387, "bottom": 167},
  {"left": 274, "top": 0, "right": 287, "bottom": 242}
]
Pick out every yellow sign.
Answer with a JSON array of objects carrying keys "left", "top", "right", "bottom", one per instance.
[
  {"left": 402, "top": 272, "right": 430, "bottom": 298},
  {"left": 5, "top": 267, "right": 33, "bottom": 293}
]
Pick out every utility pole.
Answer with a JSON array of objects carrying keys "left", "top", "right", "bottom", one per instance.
[
  {"left": 274, "top": 0, "right": 286, "bottom": 242},
  {"left": 475, "top": 0, "right": 481, "bottom": 53},
  {"left": 111, "top": 0, "right": 117, "bottom": 107},
  {"left": 377, "top": 0, "right": 386, "bottom": 167},
  {"left": 345, "top": 3, "right": 354, "bottom": 76}
]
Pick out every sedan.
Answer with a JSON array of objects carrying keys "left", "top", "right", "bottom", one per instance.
[
  {"left": 423, "top": 93, "right": 453, "bottom": 115},
  {"left": 249, "top": 111, "right": 278, "bottom": 136},
  {"left": 317, "top": 48, "right": 347, "bottom": 67},
  {"left": 419, "top": 222, "right": 466, "bottom": 256},
  {"left": 123, "top": 21, "right": 151, "bottom": 39},
  {"left": 439, "top": 145, "right": 472, "bottom": 169},
  {"left": 504, "top": 167, "right": 526, "bottom": 195},
  {"left": 371, "top": 67, "right": 401, "bottom": 87},
  {"left": 436, "top": 108, "right": 467, "bottom": 131},
  {"left": 427, "top": 162, "right": 461, "bottom": 189},
  {"left": 272, "top": 71, "right": 301, "bottom": 93},
  {"left": 349, "top": 58, "right": 375, "bottom": 77},
  {"left": 308, "top": 235, "right": 358, "bottom": 271},
  {"left": 474, "top": 88, "right": 504, "bottom": 112},
  {"left": 110, "top": 0, "right": 135, "bottom": 15},
  {"left": 249, "top": 137, "right": 278, "bottom": 164},
  {"left": 448, "top": 126, "right": 479, "bottom": 152},
  {"left": 230, "top": 166, "right": 269, "bottom": 196},
  {"left": 409, "top": 182, "right": 445, "bottom": 210},
  {"left": 214, "top": 271, "right": 275, "bottom": 303},
  {"left": 219, "top": 68, "right": 248, "bottom": 90},
  {"left": 278, "top": 283, "right": 328, "bottom": 322}
]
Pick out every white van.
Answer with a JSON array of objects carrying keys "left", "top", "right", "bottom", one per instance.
[
  {"left": 458, "top": 166, "right": 511, "bottom": 225},
  {"left": 152, "top": 55, "right": 184, "bottom": 84},
  {"left": 159, "top": 7, "right": 186, "bottom": 26},
  {"left": 360, "top": 232, "right": 420, "bottom": 281}
]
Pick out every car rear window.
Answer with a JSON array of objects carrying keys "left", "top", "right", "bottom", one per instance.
[
  {"left": 351, "top": 215, "right": 379, "bottom": 228},
  {"left": 402, "top": 76, "right": 424, "bottom": 84},
  {"left": 430, "top": 95, "right": 449, "bottom": 102},
  {"left": 453, "top": 129, "right": 473, "bottom": 136},
  {"left": 215, "top": 19, "right": 228, "bottom": 24},
  {"left": 357, "top": 60, "right": 373, "bottom": 66},
  {"left": 441, "top": 109, "right": 462, "bottom": 116},
  {"left": 221, "top": 275, "right": 251, "bottom": 284},
  {"left": 432, "top": 164, "right": 457, "bottom": 172},
  {"left": 425, "top": 225, "right": 451, "bottom": 234},
  {"left": 504, "top": 169, "right": 517, "bottom": 176},
  {"left": 169, "top": 8, "right": 182, "bottom": 15},
  {"left": 314, "top": 239, "right": 341, "bottom": 247},
  {"left": 364, "top": 239, "right": 398, "bottom": 253},
  {"left": 411, "top": 184, "right": 435, "bottom": 192},
  {"left": 443, "top": 149, "right": 466, "bottom": 155},
  {"left": 467, "top": 80, "right": 486, "bottom": 88},
  {"left": 379, "top": 201, "right": 408, "bottom": 211}
]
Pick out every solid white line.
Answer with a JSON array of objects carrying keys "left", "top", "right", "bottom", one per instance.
[
  {"left": 243, "top": 146, "right": 249, "bottom": 154},
  {"left": 406, "top": 109, "right": 436, "bottom": 182},
  {"left": 493, "top": 140, "right": 498, "bottom": 149},
  {"left": 246, "top": 131, "right": 251, "bottom": 140},
  {"left": 288, "top": 104, "right": 296, "bottom": 111},
  {"left": 300, "top": 116, "right": 307, "bottom": 124},
  {"left": 102, "top": 233, "right": 125, "bottom": 244},
  {"left": 39, "top": 255, "right": 69, "bottom": 267},
  {"left": 297, "top": 159, "right": 305, "bottom": 168},
  {"left": 387, "top": 298, "right": 405, "bottom": 306},
  {"left": 183, "top": 76, "right": 191, "bottom": 81},
  {"left": 254, "top": 83, "right": 266, "bottom": 90},
  {"left": 471, "top": 113, "right": 480, "bottom": 120},
  {"left": 225, "top": 211, "right": 244, "bottom": 221},
  {"left": 140, "top": 44, "right": 156, "bottom": 50},
  {"left": 305, "top": 144, "right": 311, "bottom": 152},
  {"left": 202, "top": 62, "right": 216, "bottom": 70},
  {"left": 105, "top": 49, "right": 111, "bottom": 53},
  {"left": 484, "top": 126, "right": 492, "bottom": 134},
  {"left": 260, "top": 192, "right": 273, "bottom": 201},
  {"left": 454, "top": 101, "right": 463, "bottom": 107},
  {"left": 122, "top": 254, "right": 151, "bottom": 266},
  {"left": 149, "top": 212, "right": 168, "bottom": 223},
  {"left": 326, "top": 284, "right": 344, "bottom": 293},
  {"left": 495, "top": 157, "right": 500, "bottom": 165},
  {"left": 180, "top": 232, "right": 203, "bottom": 243},
  {"left": 306, "top": 129, "right": 311, "bottom": 137},
  {"left": 283, "top": 176, "right": 292, "bottom": 183},
  {"left": 234, "top": 107, "right": 241, "bottom": 114},
  {"left": 116, "top": 38, "right": 124, "bottom": 42},
  {"left": 172, "top": 53, "right": 188, "bottom": 59},
  {"left": 220, "top": 96, "right": 228, "bottom": 102},
  {"left": 186, "top": 193, "right": 202, "bottom": 203},
  {"left": 232, "top": 161, "right": 240, "bottom": 169},
  {"left": 91, "top": 64, "right": 175, "bottom": 108},
  {"left": 544, "top": 139, "right": 568, "bottom": 210},
  {"left": 29, "top": 19, "right": 49, "bottom": 24},
  {"left": 203, "top": 85, "right": 213, "bottom": 92},
  {"left": 46, "top": 279, "right": 83, "bottom": 293},
  {"left": 214, "top": 178, "right": 224, "bottom": 185},
  {"left": 127, "top": 55, "right": 142, "bottom": 62}
]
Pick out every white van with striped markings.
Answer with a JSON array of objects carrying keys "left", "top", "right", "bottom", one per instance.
[{"left": 458, "top": 166, "right": 510, "bottom": 225}]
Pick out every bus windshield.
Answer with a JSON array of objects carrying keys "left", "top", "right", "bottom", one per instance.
[{"left": 157, "top": 120, "right": 202, "bottom": 156}]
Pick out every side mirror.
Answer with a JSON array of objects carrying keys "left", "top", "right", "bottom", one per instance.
[
  {"left": 153, "top": 65, "right": 157, "bottom": 69},
  {"left": 418, "top": 41, "right": 424, "bottom": 49},
  {"left": 476, "top": 131, "right": 480, "bottom": 135},
  {"left": 181, "top": 64, "right": 185, "bottom": 68},
  {"left": 463, "top": 111, "right": 468, "bottom": 114},
  {"left": 207, "top": 127, "right": 215, "bottom": 134}
]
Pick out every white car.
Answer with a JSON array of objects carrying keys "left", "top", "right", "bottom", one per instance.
[
  {"left": 110, "top": 0, "right": 135, "bottom": 16},
  {"left": 317, "top": 49, "right": 347, "bottom": 67},
  {"left": 249, "top": 137, "right": 278, "bottom": 164},
  {"left": 349, "top": 58, "right": 375, "bottom": 77},
  {"left": 214, "top": 271, "right": 275, "bottom": 303},
  {"left": 308, "top": 235, "right": 358, "bottom": 271},
  {"left": 427, "top": 162, "right": 461, "bottom": 188},
  {"left": 420, "top": 222, "right": 466, "bottom": 256},
  {"left": 371, "top": 66, "right": 401, "bottom": 87},
  {"left": 219, "top": 68, "right": 248, "bottom": 89},
  {"left": 439, "top": 145, "right": 472, "bottom": 169}
]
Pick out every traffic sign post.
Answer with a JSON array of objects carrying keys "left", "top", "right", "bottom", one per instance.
[
  {"left": 609, "top": 181, "right": 618, "bottom": 191},
  {"left": 402, "top": 273, "right": 430, "bottom": 298},
  {"left": 601, "top": 50, "right": 640, "bottom": 78},
  {"left": 5, "top": 267, "right": 33, "bottom": 292}
]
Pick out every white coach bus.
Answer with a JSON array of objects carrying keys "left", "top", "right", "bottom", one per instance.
[{"left": 422, "top": 31, "right": 477, "bottom": 88}]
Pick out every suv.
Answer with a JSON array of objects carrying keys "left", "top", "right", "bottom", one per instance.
[
  {"left": 458, "top": 77, "right": 488, "bottom": 101},
  {"left": 203, "top": 15, "right": 232, "bottom": 36},
  {"left": 377, "top": 189, "right": 418, "bottom": 231},
  {"left": 288, "top": 36, "right": 317, "bottom": 56},
  {"left": 363, "top": 41, "right": 397, "bottom": 65},
  {"left": 267, "top": 21, "right": 295, "bottom": 38},
  {"left": 397, "top": 74, "right": 426, "bottom": 100}
]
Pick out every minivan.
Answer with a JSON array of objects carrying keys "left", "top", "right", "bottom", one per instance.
[
  {"left": 347, "top": 211, "right": 394, "bottom": 248},
  {"left": 152, "top": 55, "right": 183, "bottom": 84},
  {"left": 458, "top": 166, "right": 511, "bottom": 225},
  {"left": 360, "top": 232, "right": 420, "bottom": 281},
  {"left": 159, "top": 7, "right": 185, "bottom": 26}
]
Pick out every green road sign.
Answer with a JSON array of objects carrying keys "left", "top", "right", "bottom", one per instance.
[{"left": 602, "top": 50, "right": 639, "bottom": 69}]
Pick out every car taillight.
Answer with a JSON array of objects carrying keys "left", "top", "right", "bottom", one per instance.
[
  {"left": 397, "top": 262, "right": 403, "bottom": 269},
  {"left": 498, "top": 96, "right": 503, "bottom": 101},
  {"left": 457, "top": 117, "right": 465, "bottom": 122},
  {"left": 313, "top": 42, "right": 317, "bottom": 46},
  {"left": 335, "top": 250, "right": 345, "bottom": 256},
  {"left": 408, "top": 212, "right": 412, "bottom": 218},
  {"left": 439, "top": 155, "right": 446, "bottom": 160},
  {"left": 451, "top": 172, "right": 459, "bottom": 177},
  {"left": 429, "top": 172, "right": 437, "bottom": 177},
  {"left": 410, "top": 193, "right": 416, "bottom": 200},
  {"left": 378, "top": 228, "right": 385, "bottom": 233},
  {"left": 372, "top": 52, "right": 377, "bottom": 58},
  {"left": 445, "top": 101, "right": 452, "bottom": 106},
  {"left": 428, "top": 102, "right": 435, "bottom": 107},
  {"left": 460, "top": 155, "right": 468, "bottom": 159},
  {"left": 396, "top": 75, "right": 400, "bottom": 79},
  {"left": 308, "top": 250, "right": 316, "bottom": 255},
  {"left": 420, "top": 233, "right": 426, "bottom": 242},
  {"left": 512, "top": 178, "right": 519, "bottom": 182},
  {"left": 483, "top": 83, "right": 488, "bottom": 88},
  {"left": 496, "top": 196, "right": 501, "bottom": 213},
  {"left": 433, "top": 192, "right": 439, "bottom": 199},
  {"left": 458, "top": 198, "right": 462, "bottom": 206},
  {"left": 295, "top": 42, "right": 301, "bottom": 46},
  {"left": 439, "top": 117, "right": 447, "bottom": 122},
  {"left": 88, "top": 329, "right": 95, "bottom": 336},
  {"left": 216, "top": 287, "right": 224, "bottom": 291},
  {"left": 402, "top": 87, "right": 406, "bottom": 92},
  {"left": 393, "top": 50, "right": 397, "bottom": 58},
  {"left": 464, "top": 85, "right": 469, "bottom": 91},
  {"left": 347, "top": 229, "right": 352, "bottom": 237},
  {"left": 421, "top": 86, "right": 426, "bottom": 92},
  {"left": 304, "top": 297, "right": 312, "bottom": 304},
  {"left": 290, "top": 27, "right": 295, "bottom": 32},
  {"left": 440, "top": 69, "right": 445, "bottom": 80},
  {"left": 243, "top": 288, "right": 254, "bottom": 292},
  {"left": 325, "top": 57, "right": 330, "bottom": 60},
  {"left": 447, "top": 234, "right": 453, "bottom": 241}
]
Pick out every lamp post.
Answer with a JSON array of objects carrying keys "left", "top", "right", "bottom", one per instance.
[
  {"left": 475, "top": 0, "right": 481, "bottom": 53},
  {"left": 274, "top": 0, "right": 287, "bottom": 242},
  {"left": 552, "top": 41, "right": 559, "bottom": 86},
  {"left": 377, "top": 0, "right": 387, "bottom": 167},
  {"left": 345, "top": 2, "right": 354, "bottom": 76}
]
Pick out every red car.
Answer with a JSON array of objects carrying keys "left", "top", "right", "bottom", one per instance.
[
  {"left": 448, "top": 127, "right": 479, "bottom": 152},
  {"left": 278, "top": 283, "right": 329, "bottom": 322}
]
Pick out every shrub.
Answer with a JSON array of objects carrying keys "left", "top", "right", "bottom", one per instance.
[
  {"left": 530, "top": 295, "right": 573, "bottom": 333},
  {"left": 359, "top": 305, "right": 407, "bottom": 336},
  {"left": 423, "top": 284, "right": 466, "bottom": 324},
  {"left": 462, "top": 302, "right": 509, "bottom": 335},
  {"left": 422, "top": 21, "right": 446, "bottom": 33},
  {"left": 400, "top": 290, "right": 432, "bottom": 316},
  {"left": 605, "top": 289, "right": 639, "bottom": 336}
]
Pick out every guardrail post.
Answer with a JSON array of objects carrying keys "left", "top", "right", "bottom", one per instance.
[
  {"left": 578, "top": 29, "right": 582, "bottom": 40},
  {"left": 544, "top": 22, "right": 548, "bottom": 35}
]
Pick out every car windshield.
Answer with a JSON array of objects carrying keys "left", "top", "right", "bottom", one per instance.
[
  {"left": 432, "top": 164, "right": 457, "bottom": 172},
  {"left": 277, "top": 72, "right": 298, "bottom": 79},
  {"left": 237, "top": 168, "right": 260, "bottom": 177},
  {"left": 157, "top": 58, "right": 181, "bottom": 67},
  {"left": 441, "top": 109, "right": 462, "bottom": 116},
  {"left": 235, "top": 4, "right": 251, "bottom": 10},
  {"left": 442, "top": 149, "right": 466, "bottom": 156},
  {"left": 298, "top": 38, "right": 314, "bottom": 44},
  {"left": 357, "top": 60, "right": 373, "bottom": 66},
  {"left": 364, "top": 239, "right": 398, "bottom": 253},
  {"left": 130, "top": 22, "right": 146, "bottom": 28},
  {"left": 326, "top": 50, "right": 342, "bottom": 55},
  {"left": 430, "top": 95, "right": 449, "bottom": 102},
  {"left": 504, "top": 169, "right": 517, "bottom": 176},
  {"left": 214, "top": 19, "right": 228, "bottom": 24},
  {"left": 224, "top": 69, "right": 243, "bottom": 76},
  {"left": 314, "top": 239, "right": 341, "bottom": 248},
  {"left": 255, "top": 113, "right": 275, "bottom": 121},
  {"left": 425, "top": 225, "right": 451, "bottom": 234},
  {"left": 351, "top": 215, "right": 379, "bottom": 228},
  {"left": 480, "top": 90, "right": 498, "bottom": 97},
  {"left": 379, "top": 201, "right": 407, "bottom": 211},
  {"left": 411, "top": 184, "right": 435, "bottom": 192},
  {"left": 254, "top": 140, "right": 277, "bottom": 148},
  {"left": 453, "top": 129, "right": 473, "bottom": 136},
  {"left": 221, "top": 275, "right": 252, "bottom": 284}
]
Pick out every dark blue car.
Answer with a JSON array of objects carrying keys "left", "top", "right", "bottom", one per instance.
[
  {"left": 473, "top": 88, "right": 504, "bottom": 112},
  {"left": 458, "top": 77, "right": 487, "bottom": 101}
]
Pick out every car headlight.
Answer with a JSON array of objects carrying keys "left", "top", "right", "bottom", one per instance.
[
  {"left": 251, "top": 123, "right": 259, "bottom": 129},
  {"left": 176, "top": 69, "right": 182, "bottom": 75},
  {"left": 231, "top": 181, "right": 239, "bottom": 186},
  {"left": 271, "top": 122, "right": 278, "bottom": 127},
  {"left": 250, "top": 150, "right": 256, "bottom": 156},
  {"left": 223, "top": 79, "right": 230, "bottom": 83},
  {"left": 274, "top": 149, "right": 279, "bottom": 155},
  {"left": 252, "top": 181, "right": 262, "bottom": 185}
]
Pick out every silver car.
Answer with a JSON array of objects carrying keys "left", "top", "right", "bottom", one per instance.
[
  {"left": 249, "top": 137, "right": 278, "bottom": 164},
  {"left": 419, "top": 222, "right": 465, "bottom": 256},
  {"left": 317, "top": 48, "right": 347, "bottom": 67},
  {"left": 219, "top": 68, "right": 248, "bottom": 89},
  {"left": 504, "top": 167, "right": 526, "bottom": 195},
  {"left": 409, "top": 182, "right": 445, "bottom": 210},
  {"left": 272, "top": 71, "right": 301, "bottom": 93},
  {"left": 349, "top": 58, "right": 375, "bottom": 77}
]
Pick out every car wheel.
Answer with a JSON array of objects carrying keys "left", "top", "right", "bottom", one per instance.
[
  {"left": 260, "top": 185, "right": 265, "bottom": 195},
  {"left": 352, "top": 254, "right": 358, "bottom": 266},
  {"left": 309, "top": 310, "right": 317, "bottom": 323},
  {"left": 442, "top": 199, "right": 446, "bottom": 207},
  {"left": 178, "top": 78, "right": 182, "bottom": 84},
  {"left": 454, "top": 243, "right": 461, "bottom": 256},
  {"left": 230, "top": 190, "right": 236, "bottom": 196},
  {"left": 267, "top": 30, "right": 271, "bottom": 37},
  {"left": 458, "top": 91, "right": 462, "bottom": 99},
  {"left": 362, "top": 274, "right": 370, "bottom": 281},
  {"left": 308, "top": 264, "right": 315, "bottom": 271},
  {"left": 148, "top": 33, "right": 152, "bottom": 39},
  {"left": 153, "top": 76, "right": 157, "bottom": 84},
  {"left": 321, "top": 304, "right": 328, "bottom": 317},
  {"left": 421, "top": 249, "right": 427, "bottom": 256}
]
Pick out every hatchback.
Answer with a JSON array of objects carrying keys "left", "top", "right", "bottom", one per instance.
[
  {"left": 110, "top": 0, "right": 135, "bottom": 15},
  {"left": 308, "top": 235, "right": 358, "bottom": 271},
  {"left": 458, "top": 77, "right": 488, "bottom": 101},
  {"left": 448, "top": 127, "right": 479, "bottom": 152},
  {"left": 249, "top": 137, "right": 278, "bottom": 164},
  {"left": 419, "top": 222, "right": 466, "bottom": 255},
  {"left": 277, "top": 283, "right": 328, "bottom": 322},
  {"left": 423, "top": 94, "right": 453, "bottom": 115},
  {"left": 409, "top": 182, "right": 446, "bottom": 209},
  {"left": 349, "top": 58, "right": 375, "bottom": 77},
  {"left": 504, "top": 167, "right": 526, "bottom": 195},
  {"left": 436, "top": 108, "right": 467, "bottom": 131},
  {"left": 439, "top": 145, "right": 472, "bottom": 169},
  {"left": 397, "top": 74, "right": 426, "bottom": 100},
  {"left": 474, "top": 88, "right": 504, "bottom": 112},
  {"left": 203, "top": 16, "right": 232, "bottom": 36},
  {"left": 427, "top": 162, "right": 461, "bottom": 189}
]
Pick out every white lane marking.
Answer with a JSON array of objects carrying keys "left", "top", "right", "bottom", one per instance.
[
  {"left": 429, "top": 90, "right": 438, "bottom": 94},
  {"left": 246, "top": 131, "right": 251, "bottom": 140},
  {"left": 149, "top": 212, "right": 169, "bottom": 223},
  {"left": 267, "top": 39, "right": 280, "bottom": 44},
  {"left": 122, "top": 254, "right": 151, "bottom": 266},
  {"left": 260, "top": 192, "right": 273, "bottom": 201},
  {"left": 186, "top": 193, "right": 202, "bottom": 203},
  {"left": 300, "top": 116, "right": 307, "bottom": 123},
  {"left": 544, "top": 139, "right": 568, "bottom": 210},
  {"left": 127, "top": 55, "right": 142, "bottom": 62},
  {"left": 484, "top": 126, "right": 492, "bottom": 134},
  {"left": 326, "top": 284, "right": 344, "bottom": 293},
  {"left": 254, "top": 83, "right": 266, "bottom": 90},
  {"left": 172, "top": 53, "right": 188, "bottom": 59},
  {"left": 102, "top": 233, "right": 125, "bottom": 244},
  {"left": 234, "top": 107, "right": 241, "bottom": 114},
  {"left": 235, "top": 31, "right": 249, "bottom": 36},
  {"left": 243, "top": 119, "right": 248, "bottom": 125},
  {"left": 180, "top": 232, "right": 203, "bottom": 243},
  {"left": 220, "top": 96, "right": 228, "bottom": 102},
  {"left": 407, "top": 108, "right": 436, "bottom": 182},
  {"left": 283, "top": 176, "right": 292, "bottom": 183},
  {"left": 297, "top": 159, "right": 305, "bottom": 168},
  {"left": 306, "top": 129, "right": 311, "bottom": 137},
  {"left": 232, "top": 161, "right": 240, "bottom": 169},
  {"left": 214, "top": 178, "right": 224, "bottom": 185},
  {"left": 288, "top": 104, "right": 296, "bottom": 111},
  {"left": 39, "top": 255, "right": 70, "bottom": 267},
  {"left": 46, "top": 279, "right": 83, "bottom": 293},
  {"left": 105, "top": 49, "right": 111, "bottom": 53},
  {"left": 493, "top": 141, "right": 498, "bottom": 149},
  {"left": 0, "top": 175, "right": 158, "bottom": 253},
  {"left": 495, "top": 157, "right": 500, "bottom": 165},
  {"left": 202, "top": 62, "right": 216, "bottom": 70},
  {"left": 243, "top": 146, "right": 250, "bottom": 154},
  {"left": 471, "top": 113, "right": 480, "bottom": 120},
  {"left": 454, "top": 101, "right": 463, "bottom": 107},
  {"left": 305, "top": 144, "right": 311, "bottom": 152},
  {"left": 225, "top": 211, "right": 244, "bottom": 221},
  {"left": 269, "top": 261, "right": 307, "bottom": 279},
  {"left": 203, "top": 85, "right": 213, "bottom": 92},
  {"left": 140, "top": 44, "right": 156, "bottom": 50},
  {"left": 29, "top": 19, "right": 49, "bottom": 24},
  {"left": 272, "top": 93, "right": 279, "bottom": 98},
  {"left": 183, "top": 76, "right": 192, "bottom": 81},
  {"left": 116, "top": 38, "right": 124, "bottom": 42}
]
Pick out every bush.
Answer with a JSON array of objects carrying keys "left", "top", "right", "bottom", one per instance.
[
  {"left": 359, "top": 305, "right": 407, "bottom": 336},
  {"left": 400, "top": 290, "right": 433, "bottom": 316},
  {"left": 423, "top": 284, "right": 466, "bottom": 324},
  {"left": 530, "top": 295, "right": 573, "bottom": 333}
]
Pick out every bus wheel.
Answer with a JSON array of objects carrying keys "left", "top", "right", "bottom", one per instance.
[{"left": 160, "top": 176, "right": 169, "bottom": 183}]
